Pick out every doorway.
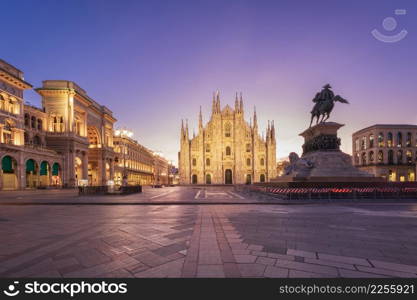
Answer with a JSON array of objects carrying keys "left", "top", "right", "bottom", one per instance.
[{"left": 225, "top": 169, "right": 233, "bottom": 184}]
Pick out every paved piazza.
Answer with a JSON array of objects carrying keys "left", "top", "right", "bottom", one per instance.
[{"left": 1, "top": 186, "right": 417, "bottom": 278}]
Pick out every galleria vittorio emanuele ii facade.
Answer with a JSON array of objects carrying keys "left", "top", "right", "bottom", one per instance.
[
  {"left": 0, "top": 59, "right": 170, "bottom": 190},
  {"left": 179, "top": 92, "right": 277, "bottom": 184}
]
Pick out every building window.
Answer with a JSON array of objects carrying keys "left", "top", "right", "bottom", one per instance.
[
  {"left": 388, "top": 150, "right": 394, "bottom": 164},
  {"left": 246, "top": 143, "right": 251, "bottom": 152},
  {"left": 24, "top": 132, "right": 29, "bottom": 145},
  {"left": 24, "top": 114, "right": 30, "bottom": 127},
  {"left": 192, "top": 174, "right": 197, "bottom": 184},
  {"left": 397, "top": 150, "right": 403, "bottom": 164},
  {"left": 377, "top": 150, "right": 383, "bottom": 164},
  {"left": 361, "top": 136, "right": 366, "bottom": 150},
  {"left": 206, "top": 174, "right": 211, "bottom": 184},
  {"left": 246, "top": 174, "right": 251, "bottom": 184},
  {"left": 31, "top": 116, "right": 36, "bottom": 128},
  {"left": 226, "top": 146, "right": 231, "bottom": 156},
  {"left": 369, "top": 134, "right": 374, "bottom": 148},
  {"left": 53, "top": 116, "right": 64, "bottom": 132},
  {"left": 260, "top": 174, "right": 265, "bottom": 182},
  {"left": 192, "top": 158, "right": 196, "bottom": 166},
  {"left": 37, "top": 119, "right": 42, "bottom": 131},
  {"left": 260, "top": 158, "right": 265, "bottom": 166},
  {"left": 369, "top": 151, "right": 374, "bottom": 163},
  {"left": 224, "top": 122, "right": 231, "bottom": 137},
  {"left": 355, "top": 138, "right": 359, "bottom": 151},
  {"left": 387, "top": 132, "right": 393, "bottom": 147},
  {"left": 388, "top": 169, "right": 396, "bottom": 182},
  {"left": 406, "top": 150, "right": 412, "bottom": 164},
  {"left": 361, "top": 152, "right": 366, "bottom": 165},
  {"left": 406, "top": 132, "right": 412, "bottom": 147},
  {"left": 397, "top": 132, "right": 402, "bottom": 147},
  {"left": 3, "top": 121, "right": 13, "bottom": 144},
  {"left": 206, "top": 158, "right": 210, "bottom": 166},
  {"left": 33, "top": 135, "right": 41, "bottom": 146},
  {"left": 206, "top": 144, "right": 210, "bottom": 152},
  {"left": 378, "top": 133, "right": 384, "bottom": 147},
  {"left": 246, "top": 158, "right": 251, "bottom": 166},
  {"left": 408, "top": 170, "right": 415, "bottom": 182}
]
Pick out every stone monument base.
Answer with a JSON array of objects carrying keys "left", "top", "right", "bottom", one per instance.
[{"left": 272, "top": 122, "right": 385, "bottom": 184}]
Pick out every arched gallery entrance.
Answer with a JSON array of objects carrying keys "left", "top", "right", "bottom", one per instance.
[
  {"left": 26, "top": 159, "right": 38, "bottom": 188},
  {"left": 1, "top": 155, "right": 18, "bottom": 190}
]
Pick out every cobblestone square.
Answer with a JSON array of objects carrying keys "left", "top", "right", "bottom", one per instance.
[{"left": 1, "top": 186, "right": 417, "bottom": 278}]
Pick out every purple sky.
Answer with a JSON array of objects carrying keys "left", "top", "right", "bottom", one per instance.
[{"left": 2, "top": 0, "right": 417, "bottom": 165}]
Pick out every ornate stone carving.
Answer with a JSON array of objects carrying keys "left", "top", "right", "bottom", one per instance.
[{"left": 302, "top": 134, "right": 341, "bottom": 154}]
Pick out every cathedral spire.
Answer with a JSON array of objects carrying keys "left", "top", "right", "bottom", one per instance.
[
  {"left": 198, "top": 106, "right": 203, "bottom": 131},
  {"left": 239, "top": 92, "right": 243, "bottom": 114},
  {"left": 253, "top": 106, "right": 258, "bottom": 130},
  {"left": 181, "top": 119, "right": 184, "bottom": 139},
  {"left": 271, "top": 120, "right": 276, "bottom": 142},
  {"left": 216, "top": 90, "right": 220, "bottom": 113},
  {"left": 212, "top": 92, "right": 216, "bottom": 115},
  {"left": 185, "top": 119, "right": 189, "bottom": 139},
  {"left": 235, "top": 92, "right": 239, "bottom": 113},
  {"left": 266, "top": 120, "right": 270, "bottom": 142}
]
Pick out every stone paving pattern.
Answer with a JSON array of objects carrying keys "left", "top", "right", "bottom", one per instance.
[{"left": 0, "top": 187, "right": 417, "bottom": 278}]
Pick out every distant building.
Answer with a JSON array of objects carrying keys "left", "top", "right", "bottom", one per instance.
[
  {"left": 153, "top": 153, "right": 169, "bottom": 185},
  {"left": 113, "top": 129, "right": 154, "bottom": 186},
  {"left": 352, "top": 124, "right": 417, "bottom": 181},
  {"left": 179, "top": 92, "right": 277, "bottom": 185}
]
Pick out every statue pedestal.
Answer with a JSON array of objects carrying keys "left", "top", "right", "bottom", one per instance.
[{"left": 272, "top": 122, "right": 383, "bottom": 185}]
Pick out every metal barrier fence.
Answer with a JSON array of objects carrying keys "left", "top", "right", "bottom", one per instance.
[{"left": 248, "top": 186, "right": 417, "bottom": 200}]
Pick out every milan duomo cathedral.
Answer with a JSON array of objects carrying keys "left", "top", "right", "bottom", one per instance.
[{"left": 179, "top": 92, "right": 277, "bottom": 185}]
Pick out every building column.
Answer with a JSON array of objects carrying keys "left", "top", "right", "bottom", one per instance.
[
  {"left": 0, "top": 124, "right": 3, "bottom": 143},
  {"left": 110, "top": 159, "right": 114, "bottom": 182},
  {"left": 100, "top": 158, "right": 106, "bottom": 185},
  {"left": 82, "top": 151, "right": 88, "bottom": 181},
  {"left": 18, "top": 153, "right": 25, "bottom": 189}
]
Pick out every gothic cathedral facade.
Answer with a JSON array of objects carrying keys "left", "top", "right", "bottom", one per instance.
[{"left": 179, "top": 92, "right": 277, "bottom": 184}]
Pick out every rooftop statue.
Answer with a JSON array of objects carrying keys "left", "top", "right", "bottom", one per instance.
[{"left": 309, "top": 84, "right": 349, "bottom": 127}]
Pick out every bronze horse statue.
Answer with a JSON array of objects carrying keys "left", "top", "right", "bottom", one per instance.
[{"left": 309, "top": 84, "right": 349, "bottom": 127}]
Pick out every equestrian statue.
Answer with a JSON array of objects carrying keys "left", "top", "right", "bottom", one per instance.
[{"left": 309, "top": 84, "right": 349, "bottom": 127}]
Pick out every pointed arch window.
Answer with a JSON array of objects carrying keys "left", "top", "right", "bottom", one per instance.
[
  {"left": 246, "top": 158, "right": 251, "bottom": 166},
  {"left": 226, "top": 146, "right": 231, "bottom": 156},
  {"left": 206, "top": 158, "right": 210, "bottom": 166},
  {"left": 260, "top": 158, "right": 265, "bottom": 166},
  {"left": 224, "top": 123, "right": 231, "bottom": 137}
]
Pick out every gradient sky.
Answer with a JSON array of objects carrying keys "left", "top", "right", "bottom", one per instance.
[{"left": 2, "top": 0, "right": 417, "bottom": 165}]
